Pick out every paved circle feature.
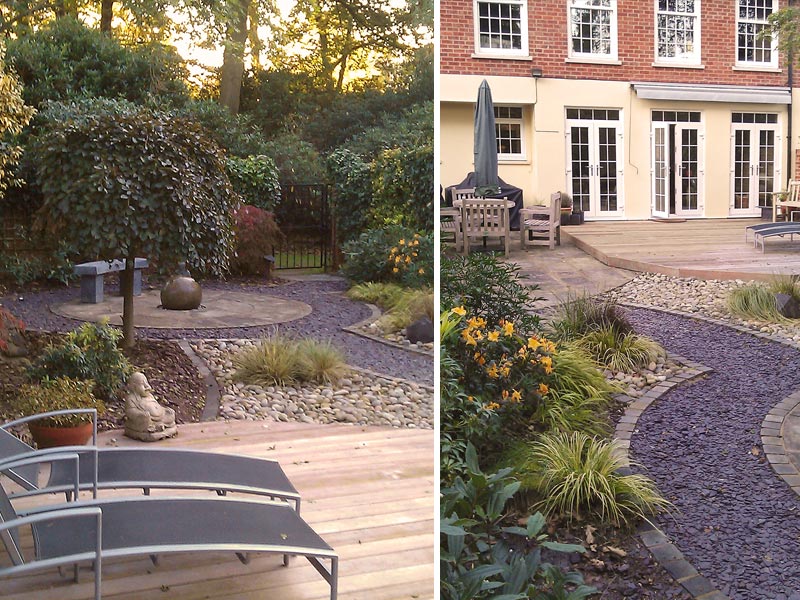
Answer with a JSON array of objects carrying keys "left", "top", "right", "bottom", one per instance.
[{"left": 51, "top": 289, "right": 313, "bottom": 329}]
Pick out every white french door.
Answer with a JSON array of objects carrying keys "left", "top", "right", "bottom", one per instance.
[
  {"left": 730, "top": 114, "right": 781, "bottom": 216},
  {"left": 566, "top": 109, "right": 624, "bottom": 219},
  {"left": 651, "top": 115, "right": 704, "bottom": 218}
]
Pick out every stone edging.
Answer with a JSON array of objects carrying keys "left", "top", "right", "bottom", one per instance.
[
  {"left": 760, "top": 393, "right": 800, "bottom": 494},
  {"left": 613, "top": 352, "right": 727, "bottom": 599},
  {"left": 342, "top": 303, "right": 434, "bottom": 357},
  {"left": 176, "top": 340, "right": 221, "bottom": 422}
]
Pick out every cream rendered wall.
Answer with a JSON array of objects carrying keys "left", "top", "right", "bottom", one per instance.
[{"left": 440, "top": 73, "right": 791, "bottom": 219}]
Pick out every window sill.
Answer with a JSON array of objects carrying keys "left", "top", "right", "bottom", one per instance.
[
  {"left": 733, "top": 64, "right": 781, "bottom": 73},
  {"left": 565, "top": 56, "right": 621, "bottom": 66},
  {"left": 471, "top": 52, "right": 532, "bottom": 61},
  {"left": 498, "top": 157, "right": 528, "bottom": 164},
  {"left": 651, "top": 62, "right": 705, "bottom": 69}
]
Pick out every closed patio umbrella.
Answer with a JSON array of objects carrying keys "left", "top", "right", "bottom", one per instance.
[{"left": 474, "top": 79, "right": 501, "bottom": 197}]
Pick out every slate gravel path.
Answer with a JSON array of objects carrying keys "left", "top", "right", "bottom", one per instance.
[
  {"left": 1, "top": 279, "right": 433, "bottom": 386},
  {"left": 626, "top": 307, "right": 800, "bottom": 599}
]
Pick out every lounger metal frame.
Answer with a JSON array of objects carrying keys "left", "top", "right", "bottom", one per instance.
[
  {"left": 745, "top": 222, "right": 800, "bottom": 252},
  {"left": 0, "top": 490, "right": 338, "bottom": 600},
  {"left": 1, "top": 410, "right": 300, "bottom": 510}
]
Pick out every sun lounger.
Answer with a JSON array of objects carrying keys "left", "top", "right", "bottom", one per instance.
[
  {"left": 1, "top": 411, "right": 300, "bottom": 509},
  {"left": 0, "top": 476, "right": 338, "bottom": 600},
  {"left": 750, "top": 223, "right": 800, "bottom": 252},
  {"left": 744, "top": 222, "right": 791, "bottom": 245}
]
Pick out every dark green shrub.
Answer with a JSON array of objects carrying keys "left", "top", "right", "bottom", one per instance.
[
  {"left": 340, "top": 227, "right": 432, "bottom": 288},
  {"left": 6, "top": 18, "right": 188, "bottom": 109},
  {"left": 327, "top": 147, "right": 372, "bottom": 243},
  {"left": 371, "top": 141, "right": 433, "bottom": 233},
  {"left": 441, "top": 253, "right": 543, "bottom": 334},
  {"left": 230, "top": 205, "right": 285, "bottom": 276},
  {"left": 173, "top": 99, "right": 269, "bottom": 158},
  {"left": 27, "top": 321, "right": 132, "bottom": 400},
  {"left": 17, "top": 377, "right": 105, "bottom": 427},
  {"left": 262, "top": 131, "right": 327, "bottom": 185},
  {"left": 226, "top": 155, "right": 281, "bottom": 211},
  {"left": 440, "top": 443, "right": 594, "bottom": 600}
]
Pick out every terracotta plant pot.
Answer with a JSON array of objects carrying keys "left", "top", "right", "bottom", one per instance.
[{"left": 29, "top": 422, "right": 93, "bottom": 448}]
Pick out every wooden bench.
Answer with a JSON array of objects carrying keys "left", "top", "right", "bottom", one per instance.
[
  {"left": 74, "top": 258, "right": 148, "bottom": 304},
  {"left": 773, "top": 181, "right": 800, "bottom": 222}
]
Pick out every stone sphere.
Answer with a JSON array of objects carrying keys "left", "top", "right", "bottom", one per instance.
[{"left": 161, "top": 276, "right": 202, "bottom": 310}]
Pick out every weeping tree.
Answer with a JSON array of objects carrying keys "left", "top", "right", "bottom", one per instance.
[{"left": 32, "top": 107, "right": 239, "bottom": 347}]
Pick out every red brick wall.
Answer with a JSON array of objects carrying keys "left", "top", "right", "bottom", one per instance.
[{"left": 440, "top": 0, "right": 792, "bottom": 87}]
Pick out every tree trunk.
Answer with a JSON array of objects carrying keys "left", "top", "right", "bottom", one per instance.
[
  {"left": 100, "top": 0, "right": 115, "bottom": 33},
  {"left": 121, "top": 256, "right": 136, "bottom": 349},
  {"left": 219, "top": 0, "right": 250, "bottom": 115}
]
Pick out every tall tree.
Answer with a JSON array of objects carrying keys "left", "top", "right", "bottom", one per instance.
[
  {"left": 269, "top": 0, "right": 418, "bottom": 93},
  {"left": 219, "top": 0, "right": 250, "bottom": 114}
]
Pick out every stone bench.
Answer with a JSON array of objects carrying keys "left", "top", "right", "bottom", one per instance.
[{"left": 74, "top": 258, "right": 148, "bottom": 304}]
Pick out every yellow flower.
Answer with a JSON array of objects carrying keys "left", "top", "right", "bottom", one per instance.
[
  {"left": 487, "top": 331, "right": 500, "bottom": 342},
  {"left": 411, "top": 252, "right": 418, "bottom": 257},
  {"left": 467, "top": 317, "right": 484, "bottom": 329},
  {"left": 405, "top": 255, "right": 411, "bottom": 264},
  {"left": 453, "top": 306, "right": 467, "bottom": 316},
  {"left": 501, "top": 389, "right": 509, "bottom": 400},
  {"left": 390, "top": 247, "right": 398, "bottom": 254},
  {"left": 392, "top": 267, "right": 399, "bottom": 273},
  {"left": 474, "top": 330, "right": 484, "bottom": 341},
  {"left": 538, "top": 383, "right": 549, "bottom": 395},
  {"left": 527, "top": 337, "right": 541, "bottom": 351},
  {"left": 485, "top": 402, "right": 500, "bottom": 410},
  {"left": 540, "top": 356, "right": 553, "bottom": 374},
  {"left": 511, "top": 389, "right": 522, "bottom": 402},
  {"left": 502, "top": 321, "right": 514, "bottom": 336},
  {"left": 418, "top": 268, "right": 425, "bottom": 275},
  {"left": 399, "top": 239, "right": 406, "bottom": 245},
  {"left": 517, "top": 346, "right": 528, "bottom": 357},
  {"left": 461, "top": 330, "right": 477, "bottom": 346},
  {"left": 487, "top": 364, "right": 499, "bottom": 378},
  {"left": 500, "top": 366, "right": 510, "bottom": 377}
]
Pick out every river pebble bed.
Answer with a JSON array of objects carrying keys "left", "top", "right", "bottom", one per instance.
[
  {"left": 193, "top": 339, "right": 433, "bottom": 429},
  {"left": 618, "top": 303, "right": 800, "bottom": 599}
]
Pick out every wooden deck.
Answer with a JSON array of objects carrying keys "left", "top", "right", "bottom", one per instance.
[
  {"left": 563, "top": 218, "right": 800, "bottom": 281},
  {"left": 0, "top": 421, "right": 434, "bottom": 600}
]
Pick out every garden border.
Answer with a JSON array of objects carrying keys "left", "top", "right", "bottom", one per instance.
[
  {"left": 342, "top": 303, "right": 434, "bottom": 357},
  {"left": 760, "top": 392, "right": 800, "bottom": 495}
]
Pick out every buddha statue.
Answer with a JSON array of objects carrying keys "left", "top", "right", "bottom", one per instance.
[{"left": 124, "top": 372, "right": 178, "bottom": 441}]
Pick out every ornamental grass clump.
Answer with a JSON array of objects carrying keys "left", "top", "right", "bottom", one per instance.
[
  {"left": 574, "top": 325, "right": 664, "bottom": 373},
  {"left": 347, "top": 282, "right": 433, "bottom": 332},
  {"left": 512, "top": 431, "right": 672, "bottom": 527},
  {"left": 233, "top": 336, "right": 348, "bottom": 386},
  {"left": 550, "top": 293, "right": 633, "bottom": 341},
  {"left": 728, "top": 283, "right": 784, "bottom": 322}
]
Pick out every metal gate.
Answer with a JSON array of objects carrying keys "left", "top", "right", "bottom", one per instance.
[{"left": 272, "top": 184, "right": 335, "bottom": 270}]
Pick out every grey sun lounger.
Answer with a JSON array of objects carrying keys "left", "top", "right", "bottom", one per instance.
[
  {"left": 748, "top": 223, "right": 800, "bottom": 252},
  {"left": 1, "top": 410, "right": 300, "bottom": 509},
  {"left": 0, "top": 477, "right": 338, "bottom": 600}
]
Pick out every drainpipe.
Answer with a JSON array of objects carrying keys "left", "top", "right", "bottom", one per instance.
[{"left": 788, "top": 0, "right": 795, "bottom": 185}]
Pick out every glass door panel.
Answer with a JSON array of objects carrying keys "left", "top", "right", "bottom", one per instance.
[
  {"left": 598, "top": 127, "right": 618, "bottom": 213},
  {"left": 733, "top": 128, "right": 751, "bottom": 210},
  {"left": 677, "top": 126, "right": 699, "bottom": 214},
  {"left": 652, "top": 125, "right": 669, "bottom": 218},
  {"left": 570, "top": 126, "right": 591, "bottom": 213}
]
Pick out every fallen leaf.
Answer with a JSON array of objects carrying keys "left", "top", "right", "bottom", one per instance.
[
  {"left": 751, "top": 447, "right": 760, "bottom": 456},
  {"left": 585, "top": 524, "right": 596, "bottom": 545},
  {"left": 604, "top": 545, "right": 627, "bottom": 558}
]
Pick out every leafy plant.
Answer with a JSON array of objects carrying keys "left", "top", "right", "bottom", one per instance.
[
  {"left": 728, "top": 283, "right": 784, "bottom": 322},
  {"left": 233, "top": 336, "right": 348, "bottom": 386},
  {"left": 0, "top": 42, "right": 35, "bottom": 201},
  {"left": 346, "top": 282, "right": 407, "bottom": 307},
  {"left": 230, "top": 205, "right": 286, "bottom": 277},
  {"left": 515, "top": 431, "right": 672, "bottom": 526},
  {"left": 441, "top": 253, "right": 542, "bottom": 335},
  {"left": 376, "top": 288, "right": 434, "bottom": 333},
  {"left": 574, "top": 326, "right": 664, "bottom": 373},
  {"left": 441, "top": 443, "right": 594, "bottom": 600},
  {"left": 226, "top": 155, "right": 281, "bottom": 211},
  {"left": 340, "top": 227, "right": 433, "bottom": 288},
  {"left": 17, "top": 377, "right": 105, "bottom": 427},
  {"left": 550, "top": 293, "right": 633, "bottom": 341},
  {"left": 26, "top": 321, "right": 132, "bottom": 400}
]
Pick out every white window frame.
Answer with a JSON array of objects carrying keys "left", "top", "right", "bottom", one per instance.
[
  {"left": 567, "top": 0, "right": 619, "bottom": 62},
  {"left": 735, "top": 0, "right": 778, "bottom": 69},
  {"left": 494, "top": 105, "right": 526, "bottom": 161},
  {"left": 473, "top": 0, "right": 529, "bottom": 58},
  {"left": 654, "top": 0, "right": 702, "bottom": 66}
]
